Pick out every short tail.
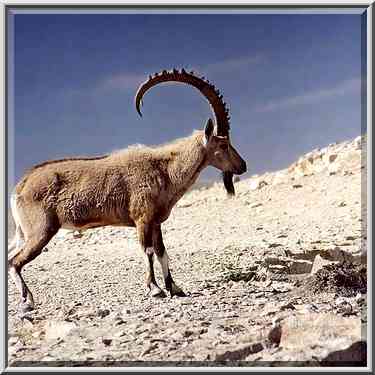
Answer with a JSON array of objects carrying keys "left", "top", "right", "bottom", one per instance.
[{"left": 8, "top": 194, "right": 24, "bottom": 261}]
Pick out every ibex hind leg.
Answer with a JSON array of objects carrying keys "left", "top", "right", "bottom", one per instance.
[{"left": 8, "top": 208, "right": 59, "bottom": 316}]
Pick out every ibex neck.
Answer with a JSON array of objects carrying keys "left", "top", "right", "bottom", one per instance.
[{"left": 168, "top": 132, "right": 208, "bottom": 190}]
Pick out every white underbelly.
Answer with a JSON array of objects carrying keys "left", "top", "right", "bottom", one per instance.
[{"left": 61, "top": 222, "right": 104, "bottom": 231}]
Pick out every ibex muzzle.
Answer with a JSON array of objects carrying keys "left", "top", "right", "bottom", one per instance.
[{"left": 201, "top": 118, "right": 246, "bottom": 182}]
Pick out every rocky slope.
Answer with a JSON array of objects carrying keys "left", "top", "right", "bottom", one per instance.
[{"left": 7, "top": 135, "right": 367, "bottom": 367}]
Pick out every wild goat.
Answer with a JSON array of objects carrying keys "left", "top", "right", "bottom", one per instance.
[{"left": 8, "top": 69, "right": 247, "bottom": 315}]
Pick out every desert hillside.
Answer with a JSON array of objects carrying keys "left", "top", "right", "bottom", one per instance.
[{"left": 8, "top": 135, "right": 367, "bottom": 367}]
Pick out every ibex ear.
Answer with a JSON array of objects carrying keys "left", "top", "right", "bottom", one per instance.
[{"left": 204, "top": 118, "right": 214, "bottom": 145}]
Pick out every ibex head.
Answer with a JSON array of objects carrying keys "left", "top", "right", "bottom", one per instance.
[
  {"left": 203, "top": 118, "right": 247, "bottom": 180},
  {"left": 135, "top": 68, "right": 247, "bottom": 195}
]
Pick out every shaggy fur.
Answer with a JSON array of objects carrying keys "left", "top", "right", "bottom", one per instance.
[{"left": 15, "top": 131, "right": 208, "bottom": 230}]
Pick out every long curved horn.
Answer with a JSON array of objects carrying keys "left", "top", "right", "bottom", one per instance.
[{"left": 135, "top": 68, "right": 230, "bottom": 136}]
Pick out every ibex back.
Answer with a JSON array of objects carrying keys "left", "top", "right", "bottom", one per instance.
[{"left": 8, "top": 69, "right": 247, "bottom": 315}]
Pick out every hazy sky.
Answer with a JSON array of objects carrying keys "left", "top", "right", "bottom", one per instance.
[{"left": 9, "top": 11, "right": 364, "bottom": 185}]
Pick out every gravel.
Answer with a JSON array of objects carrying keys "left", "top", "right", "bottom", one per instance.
[{"left": 7, "top": 136, "right": 366, "bottom": 367}]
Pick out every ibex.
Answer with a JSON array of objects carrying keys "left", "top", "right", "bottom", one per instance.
[{"left": 8, "top": 69, "right": 247, "bottom": 315}]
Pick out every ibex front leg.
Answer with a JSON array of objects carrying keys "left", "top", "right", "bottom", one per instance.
[
  {"left": 153, "top": 224, "right": 186, "bottom": 297},
  {"left": 136, "top": 220, "right": 166, "bottom": 298}
]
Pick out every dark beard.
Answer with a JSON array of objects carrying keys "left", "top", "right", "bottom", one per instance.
[{"left": 222, "top": 171, "right": 235, "bottom": 196}]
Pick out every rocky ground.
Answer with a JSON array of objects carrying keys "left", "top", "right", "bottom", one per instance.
[{"left": 7, "top": 135, "right": 367, "bottom": 368}]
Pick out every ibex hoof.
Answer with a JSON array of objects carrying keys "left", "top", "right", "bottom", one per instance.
[
  {"left": 152, "top": 289, "right": 167, "bottom": 298},
  {"left": 170, "top": 290, "right": 187, "bottom": 297},
  {"left": 148, "top": 286, "right": 166, "bottom": 298},
  {"left": 18, "top": 301, "right": 34, "bottom": 318}
]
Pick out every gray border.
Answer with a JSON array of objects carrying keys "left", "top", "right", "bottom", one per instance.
[
  {"left": 6, "top": 8, "right": 368, "bottom": 14},
  {"left": 365, "top": 4, "right": 373, "bottom": 373},
  {"left": 1, "top": 2, "right": 372, "bottom": 373},
  {"left": 2, "top": 3, "right": 7, "bottom": 373}
]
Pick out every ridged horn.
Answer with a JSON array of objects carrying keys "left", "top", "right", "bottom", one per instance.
[{"left": 134, "top": 68, "right": 231, "bottom": 136}]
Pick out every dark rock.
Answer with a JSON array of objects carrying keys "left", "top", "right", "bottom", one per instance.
[
  {"left": 102, "top": 338, "right": 112, "bottom": 346},
  {"left": 97, "top": 309, "right": 110, "bottom": 318},
  {"left": 301, "top": 262, "right": 366, "bottom": 297},
  {"left": 280, "top": 302, "right": 296, "bottom": 311},
  {"left": 215, "top": 342, "right": 264, "bottom": 362},
  {"left": 320, "top": 341, "right": 367, "bottom": 366},
  {"left": 268, "top": 243, "right": 283, "bottom": 249}
]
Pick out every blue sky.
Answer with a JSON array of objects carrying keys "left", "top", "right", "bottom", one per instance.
[{"left": 10, "top": 12, "right": 364, "bottom": 185}]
